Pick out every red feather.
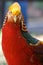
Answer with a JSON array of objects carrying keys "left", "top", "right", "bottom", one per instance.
[{"left": 2, "top": 21, "right": 41, "bottom": 65}]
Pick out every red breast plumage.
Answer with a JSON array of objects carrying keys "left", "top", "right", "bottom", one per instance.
[{"left": 2, "top": 21, "right": 41, "bottom": 65}]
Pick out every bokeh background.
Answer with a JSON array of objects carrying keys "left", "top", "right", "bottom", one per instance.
[{"left": 0, "top": 0, "right": 43, "bottom": 65}]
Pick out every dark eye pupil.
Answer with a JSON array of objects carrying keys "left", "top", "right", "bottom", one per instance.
[{"left": 10, "top": 11, "right": 12, "bottom": 13}]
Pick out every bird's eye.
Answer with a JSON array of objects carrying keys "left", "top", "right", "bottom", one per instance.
[
  {"left": 7, "top": 11, "right": 12, "bottom": 15},
  {"left": 9, "top": 11, "right": 12, "bottom": 14}
]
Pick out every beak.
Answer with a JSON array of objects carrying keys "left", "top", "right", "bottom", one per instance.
[{"left": 14, "top": 16, "right": 17, "bottom": 23}]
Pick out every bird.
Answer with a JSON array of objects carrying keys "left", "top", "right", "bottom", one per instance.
[{"left": 2, "top": 2, "right": 41, "bottom": 65}]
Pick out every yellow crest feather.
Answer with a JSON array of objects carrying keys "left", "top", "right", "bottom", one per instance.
[{"left": 8, "top": 2, "right": 21, "bottom": 16}]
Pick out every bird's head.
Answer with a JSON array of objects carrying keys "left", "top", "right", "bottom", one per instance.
[
  {"left": 4, "top": 2, "right": 22, "bottom": 23},
  {"left": 8, "top": 2, "right": 21, "bottom": 16}
]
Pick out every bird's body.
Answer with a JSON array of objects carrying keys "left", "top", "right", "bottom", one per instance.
[
  {"left": 2, "top": 21, "right": 41, "bottom": 65},
  {"left": 2, "top": 21, "right": 32, "bottom": 65},
  {"left": 2, "top": 2, "right": 42, "bottom": 65}
]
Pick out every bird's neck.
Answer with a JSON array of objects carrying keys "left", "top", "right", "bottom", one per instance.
[{"left": 5, "top": 21, "right": 21, "bottom": 33}]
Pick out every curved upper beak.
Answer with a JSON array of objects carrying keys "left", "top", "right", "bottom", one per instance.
[{"left": 14, "top": 16, "right": 17, "bottom": 23}]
